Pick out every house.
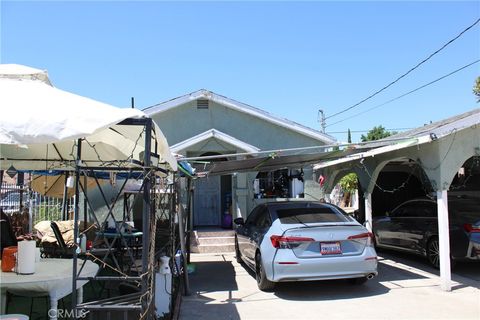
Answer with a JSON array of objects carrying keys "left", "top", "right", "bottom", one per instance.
[{"left": 144, "top": 89, "right": 335, "bottom": 227}]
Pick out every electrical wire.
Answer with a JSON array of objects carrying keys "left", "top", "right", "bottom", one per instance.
[
  {"left": 327, "top": 128, "right": 414, "bottom": 134},
  {"left": 326, "top": 18, "right": 480, "bottom": 120},
  {"left": 326, "top": 59, "right": 480, "bottom": 128}
]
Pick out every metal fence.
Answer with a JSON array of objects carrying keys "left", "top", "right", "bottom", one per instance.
[{"left": 1, "top": 181, "right": 74, "bottom": 234}]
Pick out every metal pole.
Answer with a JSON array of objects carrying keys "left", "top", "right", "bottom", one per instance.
[
  {"left": 61, "top": 172, "right": 69, "bottom": 220},
  {"left": 186, "top": 178, "right": 192, "bottom": 264},
  {"left": 177, "top": 205, "right": 190, "bottom": 295},
  {"left": 318, "top": 109, "right": 326, "bottom": 133},
  {"left": 83, "top": 174, "right": 88, "bottom": 230},
  {"left": 72, "top": 139, "right": 82, "bottom": 310},
  {"left": 142, "top": 119, "right": 152, "bottom": 315}
]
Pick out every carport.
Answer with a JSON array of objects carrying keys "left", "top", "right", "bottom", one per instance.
[
  {"left": 314, "top": 108, "right": 480, "bottom": 291},
  {"left": 205, "top": 108, "right": 479, "bottom": 292}
]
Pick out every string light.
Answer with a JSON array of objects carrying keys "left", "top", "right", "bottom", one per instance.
[{"left": 358, "top": 161, "right": 419, "bottom": 194}]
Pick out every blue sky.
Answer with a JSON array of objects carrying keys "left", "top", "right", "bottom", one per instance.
[{"left": 1, "top": 1, "right": 479, "bottom": 143}]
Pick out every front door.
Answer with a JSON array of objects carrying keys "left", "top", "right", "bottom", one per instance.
[{"left": 194, "top": 176, "right": 221, "bottom": 226}]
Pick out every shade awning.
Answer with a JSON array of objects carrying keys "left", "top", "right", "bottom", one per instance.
[{"left": 207, "top": 149, "right": 360, "bottom": 175}]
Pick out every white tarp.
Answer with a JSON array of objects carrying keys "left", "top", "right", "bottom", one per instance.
[{"left": 0, "top": 64, "right": 177, "bottom": 171}]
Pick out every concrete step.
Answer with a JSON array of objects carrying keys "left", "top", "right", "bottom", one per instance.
[
  {"left": 190, "top": 229, "right": 236, "bottom": 253},
  {"left": 192, "top": 243, "right": 236, "bottom": 254},
  {"left": 194, "top": 230, "right": 235, "bottom": 238},
  {"left": 197, "top": 236, "right": 235, "bottom": 245}
]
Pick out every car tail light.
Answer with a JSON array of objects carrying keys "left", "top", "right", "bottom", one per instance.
[
  {"left": 270, "top": 235, "right": 314, "bottom": 249},
  {"left": 348, "top": 232, "right": 374, "bottom": 246},
  {"left": 464, "top": 224, "right": 480, "bottom": 233}
]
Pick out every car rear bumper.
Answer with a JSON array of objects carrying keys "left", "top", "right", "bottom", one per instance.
[{"left": 271, "top": 247, "right": 378, "bottom": 282}]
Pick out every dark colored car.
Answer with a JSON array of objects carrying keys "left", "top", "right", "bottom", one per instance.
[{"left": 373, "top": 197, "right": 480, "bottom": 268}]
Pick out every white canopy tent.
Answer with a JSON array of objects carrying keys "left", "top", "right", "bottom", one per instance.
[
  {"left": 0, "top": 64, "right": 178, "bottom": 317},
  {"left": 0, "top": 64, "right": 177, "bottom": 172}
]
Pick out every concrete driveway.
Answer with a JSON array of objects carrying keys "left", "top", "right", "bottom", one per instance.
[{"left": 179, "top": 252, "right": 479, "bottom": 320}]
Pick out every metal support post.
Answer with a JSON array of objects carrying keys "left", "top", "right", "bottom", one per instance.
[
  {"left": 72, "top": 138, "right": 82, "bottom": 310},
  {"left": 141, "top": 118, "right": 152, "bottom": 315}
]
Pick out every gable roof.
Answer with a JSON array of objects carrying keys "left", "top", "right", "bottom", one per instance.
[
  {"left": 170, "top": 128, "right": 260, "bottom": 154},
  {"left": 143, "top": 89, "right": 336, "bottom": 144}
]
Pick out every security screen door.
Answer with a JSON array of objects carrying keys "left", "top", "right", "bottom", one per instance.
[{"left": 194, "top": 176, "right": 221, "bottom": 226}]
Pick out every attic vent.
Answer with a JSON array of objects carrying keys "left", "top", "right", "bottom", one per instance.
[{"left": 197, "top": 99, "right": 209, "bottom": 109}]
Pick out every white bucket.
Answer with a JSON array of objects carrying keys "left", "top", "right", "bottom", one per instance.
[{"left": 17, "top": 240, "right": 36, "bottom": 274}]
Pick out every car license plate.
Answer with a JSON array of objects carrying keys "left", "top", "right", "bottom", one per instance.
[{"left": 321, "top": 242, "right": 342, "bottom": 255}]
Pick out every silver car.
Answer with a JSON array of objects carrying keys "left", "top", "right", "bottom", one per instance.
[{"left": 234, "top": 201, "right": 378, "bottom": 291}]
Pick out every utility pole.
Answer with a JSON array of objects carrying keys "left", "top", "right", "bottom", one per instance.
[{"left": 318, "top": 109, "right": 326, "bottom": 133}]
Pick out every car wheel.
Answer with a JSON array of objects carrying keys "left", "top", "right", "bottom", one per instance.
[
  {"left": 348, "top": 277, "right": 368, "bottom": 285},
  {"left": 235, "top": 237, "right": 242, "bottom": 264},
  {"left": 255, "top": 252, "right": 275, "bottom": 291},
  {"left": 427, "top": 237, "right": 440, "bottom": 269},
  {"left": 426, "top": 236, "right": 456, "bottom": 269}
]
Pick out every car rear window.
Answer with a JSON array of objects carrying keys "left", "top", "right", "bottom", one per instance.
[{"left": 276, "top": 207, "right": 351, "bottom": 224}]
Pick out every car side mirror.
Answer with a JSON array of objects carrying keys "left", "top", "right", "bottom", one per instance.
[{"left": 233, "top": 217, "right": 245, "bottom": 226}]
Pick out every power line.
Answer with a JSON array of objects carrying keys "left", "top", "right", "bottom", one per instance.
[
  {"left": 326, "top": 59, "right": 480, "bottom": 128},
  {"left": 327, "top": 128, "right": 414, "bottom": 134},
  {"left": 325, "top": 17, "right": 480, "bottom": 120}
]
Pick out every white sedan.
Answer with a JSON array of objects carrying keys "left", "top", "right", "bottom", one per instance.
[{"left": 234, "top": 201, "right": 378, "bottom": 291}]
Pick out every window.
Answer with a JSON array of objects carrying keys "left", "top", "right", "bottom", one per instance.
[
  {"left": 417, "top": 203, "right": 436, "bottom": 218},
  {"left": 245, "top": 205, "right": 263, "bottom": 226},
  {"left": 254, "top": 169, "right": 304, "bottom": 199},
  {"left": 392, "top": 201, "right": 436, "bottom": 218},
  {"left": 254, "top": 208, "right": 272, "bottom": 228},
  {"left": 245, "top": 206, "right": 271, "bottom": 229},
  {"left": 276, "top": 207, "right": 350, "bottom": 224}
]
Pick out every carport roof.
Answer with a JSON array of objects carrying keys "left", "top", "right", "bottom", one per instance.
[
  {"left": 391, "top": 108, "right": 479, "bottom": 140},
  {"left": 205, "top": 108, "right": 479, "bottom": 175},
  {"left": 207, "top": 149, "right": 357, "bottom": 175},
  {"left": 314, "top": 108, "right": 480, "bottom": 170}
]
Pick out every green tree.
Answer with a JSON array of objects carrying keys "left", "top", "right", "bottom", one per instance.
[
  {"left": 473, "top": 76, "right": 480, "bottom": 102},
  {"left": 339, "top": 173, "right": 357, "bottom": 207},
  {"left": 360, "top": 125, "right": 396, "bottom": 142},
  {"left": 347, "top": 128, "right": 352, "bottom": 143},
  {"left": 339, "top": 173, "right": 357, "bottom": 193}
]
